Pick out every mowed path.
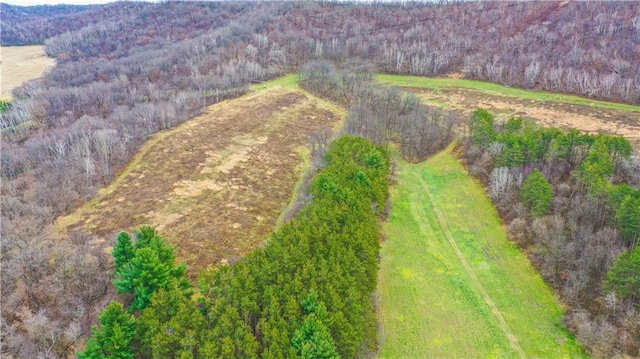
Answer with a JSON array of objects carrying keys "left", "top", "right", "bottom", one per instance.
[
  {"left": 377, "top": 147, "right": 585, "bottom": 358},
  {"left": 418, "top": 174, "right": 526, "bottom": 358},
  {"left": 54, "top": 85, "right": 342, "bottom": 274}
]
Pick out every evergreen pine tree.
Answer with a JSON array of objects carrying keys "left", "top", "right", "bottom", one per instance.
[
  {"left": 605, "top": 246, "right": 640, "bottom": 300},
  {"left": 292, "top": 292, "right": 339, "bottom": 359},
  {"left": 520, "top": 169, "right": 553, "bottom": 217},
  {"left": 77, "top": 301, "right": 135, "bottom": 359}
]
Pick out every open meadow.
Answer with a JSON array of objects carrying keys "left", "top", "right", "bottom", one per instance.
[
  {"left": 377, "top": 147, "right": 585, "bottom": 358},
  {"left": 378, "top": 74, "right": 640, "bottom": 146},
  {"left": 1, "top": 45, "right": 55, "bottom": 99},
  {"left": 53, "top": 82, "right": 343, "bottom": 275}
]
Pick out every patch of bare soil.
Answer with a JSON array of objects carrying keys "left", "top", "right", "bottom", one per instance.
[
  {"left": 411, "top": 88, "right": 640, "bottom": 146},
  {"left": 54, "top": 87, "right": 342, "bottom": 275},
  {"left": 1, "top": 46, "right": 55, "bottom": 99}
]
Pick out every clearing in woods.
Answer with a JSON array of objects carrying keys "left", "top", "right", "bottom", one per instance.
[
  {"left": 377, "top": 146, "right": 585, "bottom": 358},
  {"left": 378, "top": 74, "right": 640, "bottom": 146},
  {"left": 54, "top": 82, "right": 343, "bottom": 274},
  {"left": 1, "top": 45, "right": 55, "bottom": 100}
]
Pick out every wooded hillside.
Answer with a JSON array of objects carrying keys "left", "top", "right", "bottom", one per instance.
[{"left": 1, "top": 1, "right": 639, "bottom": 358}]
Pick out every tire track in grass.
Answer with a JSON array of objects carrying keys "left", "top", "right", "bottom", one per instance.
[{"left": 416, "top": 171, "right": 528, "bottom": 359}]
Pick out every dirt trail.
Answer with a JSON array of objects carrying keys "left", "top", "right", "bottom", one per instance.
[{"left": 414, "top": 168, "right": 527, "bottom": 359}]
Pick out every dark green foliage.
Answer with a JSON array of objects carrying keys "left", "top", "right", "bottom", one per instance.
[
  {"left": 77, "top": 301, "right": 135, "bottom": 359},
  {"left": 606, "top": 247, "right": 640, "bottom": 300},
  {"left": 504, "top": 117, "right": 523, "bottom": 134},
  {"left": 578, "top": 138, "right": 614, "bottom": 196},
  {"left": 602, "top": 135, "right": 633, "bottom": 162},
  {"left": 470, "top": 108, "right": 496, "bottom": 147},
  {"left": 136, "top": 288, "right": 205, "bottom": 358},
  {"left": 548, "top": 129, "right": 589, "bottom": 164},
  {"left": 196, "top": 135, "right": 389, "bottom": 357},
  {"left": 469, "top": 110, "right": 635, "bottom": 238},
  {"left": 616, "top": 194, "right": 640, "bottom": 244},
  {"left": 608, "top": 185, "right": 640, "bottom": 245},
  {"left": 497, "top": 134, "right": 525, "bottom": 168},
  {"left": 113, "top": 232, "right": 135, "bottom": 273},
  {"left": 292, "top": 292, "right": 339, "bottom": 359},
  {"left": 113, "top": 227, "right": 191, "bottom": 312},
  {"left": 0, "top": 99, "right": 10, "bottom": 113},
  {"left": 520, "top": 169, "right": 553, "bottom": 217},
  {"left": 465, "top": 108, "right": 640, "bottom": 356},
  {"left": 200, "top": 299, "right": 259, "bottom": 358}
]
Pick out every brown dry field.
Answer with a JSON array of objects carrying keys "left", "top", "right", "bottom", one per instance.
[
  {"left": 1, "top": 46, "right": 55, "bottom": 99},
  {"left": 54, "top": 87, "right": 342, "bottom": 275},
  {"left": 410, "top": 87, "right": 640, "bottom": 146}
]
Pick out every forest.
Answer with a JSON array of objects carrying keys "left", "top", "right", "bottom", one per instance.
[{"left": 1, "top": 1, "right": 639, "bottom": 358}]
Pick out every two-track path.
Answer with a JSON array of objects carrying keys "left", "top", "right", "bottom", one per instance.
[{"left": 416, "top": 173, "right": 527, "bottom": 359}]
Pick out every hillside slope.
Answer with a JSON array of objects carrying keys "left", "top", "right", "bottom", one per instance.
[{"left": 54, "top": 84, "right": 342, "bottom": 274}]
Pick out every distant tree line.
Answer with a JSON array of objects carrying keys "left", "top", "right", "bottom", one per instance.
[
  {"left": 77, "top": 135, "right": 389, "bottom": 358},
  {"left": 0, "top": 3, "right": 101, "bottom": 46},
  {"left": 3, "top": 1, "right": 639, "bottom": 104},
  {"left": 464, "top": 110, "right": 640, "bottom": 357}
]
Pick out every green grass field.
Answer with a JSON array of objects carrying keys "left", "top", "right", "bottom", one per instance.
[
  {"left": 377, "top": 147, "right": 586, "bottom": 358},
  {"left": 377, "top": 74, "right": 640, "bottom": 113}
]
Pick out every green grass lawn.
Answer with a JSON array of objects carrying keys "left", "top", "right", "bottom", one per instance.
[
  {"left": 249, "top": 74, "right": 299, "bottom": 91},
  {"left": 377, "top": 74, "right": 640, "bottom": 113},
  {"left": 377, "top": 147, "right": 586, "bottom": 358}
]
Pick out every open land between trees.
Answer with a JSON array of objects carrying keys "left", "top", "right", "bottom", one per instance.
[
  {"left": 52, "top": 83, "right": 343, "bottom": 275},
  {"left": 1, "top": 45, "right": 55, "bottom": 100},
  {"left": 377, "top": 147, "right": 586, "bottom": 358},
  {"left": 378, "top": 74, "right": 640, "bottom": 146},
  {"left": 46, "top": 73, "right": 637, "bottom": 356}
]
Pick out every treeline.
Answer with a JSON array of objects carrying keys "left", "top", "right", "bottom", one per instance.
[
  {"left": 464, "top": 110, "right": 640, "bottom": 357},
  {"left": 4, "top": 1, "right": 640, "bottom": 104},
  {"left": 300, "top": 62, "right": 455, "bottom": 162},
  {"left": 0, "top": 3, "right": 102, "bottom": 45},
  {"left": 78, "top": 135, "right": 389, "bottom": 358}
]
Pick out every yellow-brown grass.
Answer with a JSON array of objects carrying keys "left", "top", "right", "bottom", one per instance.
[
  {"left": 54, "top": 87, "right": 343, "bottom": 275},
  {"left": 411, "top": 87, "right": 640, "bottom": 146},
  {"left": 1, "top": 46, "right": 55, "bottom": 100}
]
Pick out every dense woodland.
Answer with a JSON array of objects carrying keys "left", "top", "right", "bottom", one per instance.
[
  {"left": 1, "top": 1, "right": 639, "bottom": 358},
  {"left": 0, "top": 3, "right": 99, "bottom": 46},
  {"left": 465, "top": 112, "right": 640, "bottom": 357}
]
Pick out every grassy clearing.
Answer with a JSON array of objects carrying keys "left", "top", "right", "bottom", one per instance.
[
  {"left": 1, "top": 45, "right": 55, "bottom": 100},
  {"left": 377, "top": 74, "right": 640, "bottom": 145},
  {"left": 378, "top": 146, "right": 585, "bottom": 358},
  {"left": 249, "top": 74, "right": 299, "bottom": 91},
  {"left": 251, "top": 74, "right": 347, "bottom": 117},
  {"left": 377, "top": 74, "right": 640, "bottom": 113},
  {"left": 53, "top": 85, "right": 343, "bottom": 275}
]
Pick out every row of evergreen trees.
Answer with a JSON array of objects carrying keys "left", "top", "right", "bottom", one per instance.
[{"left": 78, "top": 135, "right": 390, "bottom": 358}]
